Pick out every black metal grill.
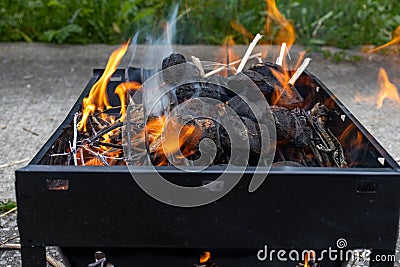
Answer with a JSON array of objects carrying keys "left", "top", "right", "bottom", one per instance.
[{"left": 16, "top": 67, "right": 400, "bottom": 267}]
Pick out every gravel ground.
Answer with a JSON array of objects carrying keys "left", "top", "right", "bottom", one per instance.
[{"left": 0, "top": 43, "right": 399, "bottom": 266}]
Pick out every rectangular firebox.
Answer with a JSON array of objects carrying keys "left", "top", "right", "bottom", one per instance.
[{"left": 16, "top": 65, "right": 400, "bottom": 267}]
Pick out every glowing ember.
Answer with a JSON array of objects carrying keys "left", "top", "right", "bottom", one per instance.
[{"left": 199, "top": 251, "right": 211, "bottom": 264}]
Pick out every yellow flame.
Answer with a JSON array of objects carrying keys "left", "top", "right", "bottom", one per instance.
[
  {"left": 264, "top": 0, "right": 296, "bottom": 48},
  {"left": 78, "top": 41, "right": 130, "bottom": 132},
  {"left": 368, "top": 25, "right": 400, "bottom": 53},
  {"left": 114, "top": 81, "right": 142, "bottom": 122},
  {"left": 377, "top": 68, "right": 400, "bottom": 109}
]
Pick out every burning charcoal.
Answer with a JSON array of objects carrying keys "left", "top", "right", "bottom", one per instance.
[
  {"left": 175, "top": 82, "right": 227, "bottom": 104},
  {"left": 87, "top": 251, "right": 114, "bottom": 267},
  {"left": 271, "top": 106, "right": 312, "bottom": 148},
  {"left": 242, "top": 69, "right": 274, "bottom": 102},
  {"left": 220, "top": 117, "right": 261, "bottom": 165},
  {"left": 250, "top": 62, "right": 284, "bottom": 84},
  {"left": 250, "top": 63, "right": 304, "bottom": 109},
  {"left": 206, "top": 75, "right": 230, "bottom": 102},
  {"left": 175, "top": 83, "right": 196, "bottom": 103},
  {"left": 161, "top": 53, "right": 190, "bottom": 84},
  {"left": 162, "top": 53, "right": 186, "bottom": 69},
  {"left": 271, "top": 106, "right": 297, "bottom": 142},
  {"left": 291, "top": 108, "right": 312, "bottom": 148},
  {"left": 227, "top": 95, "right": 256, "bottom": 121}
]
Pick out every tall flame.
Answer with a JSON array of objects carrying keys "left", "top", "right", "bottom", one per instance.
[
  {"left": 114, "top": 81, "right": 142, "bottom": 121},
  {"left": 368, "top": 25, "right": 400, "bottom": 53},
  {"left": 264, "top": 0, "right": 296, "bottom": 48},
  {"left": 78, "top": 41, "right": 130, "bottom": 132},
  {"left": 377, "top": 68, "right": 400, "bottom": 109}
]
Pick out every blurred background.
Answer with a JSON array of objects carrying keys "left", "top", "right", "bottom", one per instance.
[{"left": 1, "top": 0, "right": 400, "bottom": 49}]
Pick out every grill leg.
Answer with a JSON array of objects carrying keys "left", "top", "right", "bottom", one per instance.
[{"left": 21, "top": 246, "right": 46, "bottom": 267}]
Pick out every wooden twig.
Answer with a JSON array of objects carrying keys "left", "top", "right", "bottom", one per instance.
[
  {"left": 191, "top": 56, "right": 205, "bottom": 77},
  {"left": 81, "top": 145, "right": 109, "bottom": 165},
  {"left": 95, "top": 141, "right": 123, "bottom": 149},
  {"left": 0, "top": 243, "right": 20, "bottom": 249},
  {"left": 204, "top": 53, "right": 262, "bottom": 78},
  {"left": 87, "top": 122, "right": 123, "bottom": 143},
  {"left": 79, "top": 148, "right": 85, "bottom": 166},
  {"left": 72, "top": 113, "right": 78, "bottom": 166},
  {"left": 46, "top": 254, "right": 67, "bottom": 267},
  {"left": 0, "top": 158, "right": 29, "bottom": 169},
  {"left": 236, "top": 33, "right": 263, "bottom": 73},
  {"left": 0, "top": 235, "right": 19, "bottom": 245},
  {"left": 22, "top": 127, "right": 39, "bottom": 136},
  {"left": 276, "top": 42, "right": 287, "bottom": 66},
  {"left": 0, "top": 207, "right": 17, "bottom": 218},
  {"left": 288, "top": 58, "right": 312, "bottom": 85}
]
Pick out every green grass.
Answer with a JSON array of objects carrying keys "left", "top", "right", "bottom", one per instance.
[{"left": 1, "top": 0, "right": 399, "bottom": 48}]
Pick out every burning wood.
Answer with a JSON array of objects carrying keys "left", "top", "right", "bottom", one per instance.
[{"left": 44, "top": 38, "right": 366, "bottom": 169}]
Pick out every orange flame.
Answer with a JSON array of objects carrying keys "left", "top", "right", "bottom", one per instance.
[
  {"left": 376, "top": 68, "right": 400, "bottom": 109},
  {"left": 78, "top": 41, "right": 130, "bottom": 132},
  {"left": 144, "top": 116, "right": 201, "bottom": 165},
  {"left": 339, "top": 124, "right": 363, "bottom": 151},
  {"left": 200, "top": 251, "right": 211, "bottom": 264},
  {"left": 264, "top": 0, "right": 296, "bottom": 48},
  {"left": 368, "top": 25, "right": 400, "bottom": 53},
  {"left": 114, "top": 81, "right": 142, "bottom": 121},
  {"left": 230, "top": 21, "right": 255, "bottom": 42},
  {"left": 217, "top": 35, "right": 240, "bottom": 65}
]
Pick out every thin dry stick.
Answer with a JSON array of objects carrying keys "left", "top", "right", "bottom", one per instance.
[
  {"left": 46, "top": 255, "right": 67, "bottom": 267},
  {"left": 275, "top": 42, "right": 287, "bottom": 66},
  {"left": 80, "top": 148, "right": 85, "bottom": 166},
  {"left": 0, "top": 159, "right": 29, "bottom": 169},
  {"left": 81, "top": 145, "right": 109, "bottom": 165},
  {"left": 288, "top": 58, "right": 312, "bottom": 85},
  {"left": 236, "top": 33, "right": 263, "bottom": 73},
  {"left": 0, "top": 235, "right": 19, "bottom": 245},
  {"left": 22, "top": 127, "right": 39, "bottom": 136},
  {"left": 0, "top": 207, "right": 17, "bottom": 218},
  {"left": 204, "top": 53, "right": 262, "bottom": 78},
  {"left": 0, "top": 243, "right": 21, "bottom": 249},
  {"left": 72, "top": 113, "right": 78, "bottom": 166},
  {"left": 191, "top": 56, "right": 205, "bottom": 77}
]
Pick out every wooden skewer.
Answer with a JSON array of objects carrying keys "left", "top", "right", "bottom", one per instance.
[
  {"left": 204, "top": 53, "right": 262, "bottom": 78},
  {"left": 276, "top": 42, "right": 287, "bottom": 66},
  {"left": 288, "top": 58, "right": 312, "bottom": 85},
  {"left": 236, "top": 33, "right": 263, "bottom": 73}
]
